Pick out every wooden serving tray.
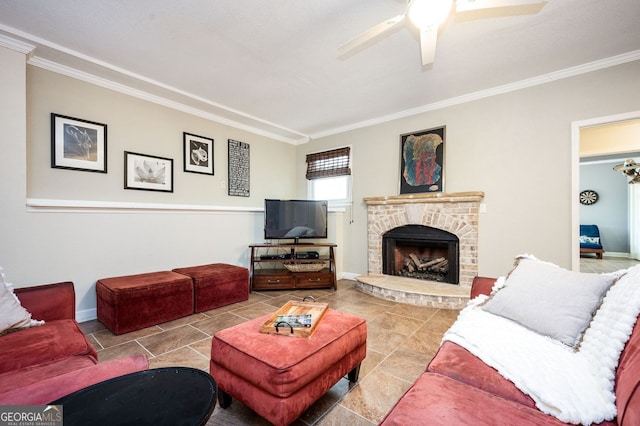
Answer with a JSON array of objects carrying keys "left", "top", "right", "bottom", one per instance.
[{"left": 259, "top": 300, "right": 329, "bottom": 338}]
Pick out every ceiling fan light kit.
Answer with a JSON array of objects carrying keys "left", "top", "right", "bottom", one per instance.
[
  {"left": 339, "top": 0, "right": 547, "bottom": 67},
  {"left": 407, "top": 0, "right": 453, "bottom": 29}
]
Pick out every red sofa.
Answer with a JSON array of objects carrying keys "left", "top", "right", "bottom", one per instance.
[
  {"left": 380, "top": 276, "right": 640, "bottom": 426},
  {"left": 0, "top": 281, "right": 149, "bottom": 404}
]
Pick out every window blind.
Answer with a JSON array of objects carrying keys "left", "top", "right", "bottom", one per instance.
[{"left": 305, "top": 147, "right": 351, "bottom": 180}]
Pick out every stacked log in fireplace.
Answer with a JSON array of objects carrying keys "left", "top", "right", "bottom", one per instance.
[{"left": 397, "top": 253, "right": 449, "bottom": 282}]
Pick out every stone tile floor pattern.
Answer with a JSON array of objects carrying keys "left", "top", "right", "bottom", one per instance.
[
  {"left": 579, "top": 256, "right": 639, "bottom": 274},
  {"left": 79, "top": 257, "right": 638, "bottom": 425},
  {"left": 80, "top": 279, "right": 460, "bottom": 425}
]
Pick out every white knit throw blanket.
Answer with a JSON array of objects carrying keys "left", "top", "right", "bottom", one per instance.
[{"left": 443, "top": 265, "right": 640, "bottom": 425}]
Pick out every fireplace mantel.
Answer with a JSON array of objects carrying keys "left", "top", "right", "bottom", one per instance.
[
  {"left": 364, "top": 191, "right": 484, "bottom": 205},
  {"left": 357, "top": 191, "right": 484, "bottom": 308}
]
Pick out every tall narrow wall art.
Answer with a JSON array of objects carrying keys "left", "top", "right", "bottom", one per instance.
[{"left": 228, "top": 139, "right": 250, "bottom": 197}]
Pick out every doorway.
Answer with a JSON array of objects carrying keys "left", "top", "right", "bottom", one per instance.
[{"left": 572, "top": 112, "right": 640, "bottom": 271}]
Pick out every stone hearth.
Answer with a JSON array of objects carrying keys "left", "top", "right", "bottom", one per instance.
[
  {"left": 357, "top": 191, "right": 484, "bottom": 308},
  {"left": 357, "top": 274, "right": 470, "bottom": 309}
]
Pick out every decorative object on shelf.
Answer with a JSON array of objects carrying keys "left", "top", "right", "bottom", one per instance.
[
  {"left": 228, "top": 139, "right": 250, "bottom": 197},
  {"left": 614, "top": 158, "right": 640, "bottom": 184},
  {"left": 51, "top": 113, "right": 107, "bottom": 173},
  {"left": 284, "top": 262, "right": 328, "bottom": 273},
  {"left": 579, "top": 190, "right": 599, "bottom": 205},
  {"left": 124, "top": 151, "right": 173, "bottom": 192},
  {"left": 183, "top": 132, "right": 214, "bottom": 175},
  {"left": 400, "top": 126, "right": 445, "bottom": 194}
]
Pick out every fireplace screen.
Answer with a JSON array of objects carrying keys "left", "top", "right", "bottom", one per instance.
[{"left": 382, "top": 225, "right": 459, "bottom": 284}]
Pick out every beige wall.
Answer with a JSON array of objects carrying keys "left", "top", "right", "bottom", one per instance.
[
  {"left": 27, "top": 67, "right": 296, "bottom": 205},
  {"left": 0, "top": 46, "right": 28, "bottom": 289},
  {"left": 2, "top": 53, "right": 306, "bottom": 318},
  {"left": 300, "top": 60, "right": 640, "bottom": 278}
]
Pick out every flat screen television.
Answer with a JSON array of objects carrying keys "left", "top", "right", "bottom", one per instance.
[{"left": 264, "top": 199, "right": 328, "bottom": 243}]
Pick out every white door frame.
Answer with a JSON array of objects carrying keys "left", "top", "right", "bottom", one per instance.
[{"left": 571, "top": 110, "right": 640, "bottom": 270}]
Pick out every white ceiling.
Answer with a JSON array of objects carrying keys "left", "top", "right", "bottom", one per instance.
[{"left": 1, "top": 0, "right": 639, "bottom": 144}]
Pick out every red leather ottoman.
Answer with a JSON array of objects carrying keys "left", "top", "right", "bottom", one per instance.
[
  {"left": 97, "top": 271, "right": 194, "bottom": 335},
  {"left": 172, "top": 263, "right": 249, "bottom": 312},
  {"left": 210, "top": 309, "right": 367, "bottom": 426}
]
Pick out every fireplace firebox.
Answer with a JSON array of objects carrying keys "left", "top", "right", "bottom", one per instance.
[{"left": 382, "top": 225, "right": 459, "bottom": 284}]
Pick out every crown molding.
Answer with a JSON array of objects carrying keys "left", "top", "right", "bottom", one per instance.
[
  {"left": 0, "top": 26, "right": 307, "bottom": 144},
  {"left": 310, "top": 50, "right": 640, "bottom": 140},
  {"left": 5, "top": 23, "right": 639, "bottom": 145},
  {"left": 28, "top": 56, "right": 307, "bottom": 145},
  {"left": 0, "top": 33, "right": 34, "bottom": 55}
]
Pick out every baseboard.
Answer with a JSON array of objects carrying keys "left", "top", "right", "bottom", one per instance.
[
  {"left": 338, "top": 272, "right": 359, "bottom": 281},
  {"left": 77, "top": 308, "right": 97, "bottom": 323},
  {"left": 603, "top": 252, "right": 631, "bottom": 258}
]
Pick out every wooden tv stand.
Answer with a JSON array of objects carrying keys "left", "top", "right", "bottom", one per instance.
[{"left": 249, "top": 243, "right": 337, "bottom": 291}]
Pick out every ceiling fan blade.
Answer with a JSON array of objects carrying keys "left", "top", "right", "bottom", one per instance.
[
  {"left": 338, "top": 14, "right": 406, "bottom": 56},
  {"left": 419, "top": 26, "right": 438, "bottom": 66},
  {"left": 455, "top": 0, "right": 546, "bottom": 12},
  {"left": 455, "top": 0, "right": 546, "bottom": 20}
]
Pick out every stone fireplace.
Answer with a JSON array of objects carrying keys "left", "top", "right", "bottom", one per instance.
[{"left": 356, "top": 191, "right": 484, "bottom": 308}]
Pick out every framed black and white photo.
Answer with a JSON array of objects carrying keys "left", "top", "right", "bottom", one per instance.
[
  {"left": 124, "top": 151, "right": 173, "bottom": 192},
  {"left": 51, "top": 113, "right": 107, "bottom": 173},
  {"left": 183, "top": 132, "right": 214, "bottom": 175},
  {"left": 399, "top": 126, "right": 445, "bottom": 194}
]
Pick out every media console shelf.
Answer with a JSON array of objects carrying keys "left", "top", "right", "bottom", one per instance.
[{"left": 249, "top": 243, "right": 337, "bottom": 291}]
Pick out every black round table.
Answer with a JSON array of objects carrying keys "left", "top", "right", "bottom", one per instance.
[{"left": 51, "top": 367, "right": 216, "bottom": 426}]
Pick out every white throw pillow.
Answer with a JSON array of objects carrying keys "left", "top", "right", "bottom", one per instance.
[
  {"left": 579, "top": 236, "right": 600, "bottom": 244},
  {"left": 482, "top": 257, "right": 618, "bottom": 347},
  {"left": 0, "top": 268, "right": 39, "bottom": 335}
]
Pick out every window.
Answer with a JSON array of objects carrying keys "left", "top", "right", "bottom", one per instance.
[{"left": 306, "top": 147, "right": 352, "bottom": 206}]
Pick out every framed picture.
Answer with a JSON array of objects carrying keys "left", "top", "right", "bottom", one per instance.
[
  {"left": 228, "top": 139, "right": 250, "bottom": 197},
  {"left": 124, "top": 151, "right": 173, "bottom": 192},
  {"left": 399, "top": 126, "right": 445, "bottom": 194},
  {"left": 51, "top": 113, "right": 107, "bottom": 173},
  {"left": 183, "top": 132, "right": 214, "bottom": 175}
]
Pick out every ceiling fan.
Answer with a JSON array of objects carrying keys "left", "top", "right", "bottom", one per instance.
[{"left": 338, "top": 0, "right": 548, "bottom": 66}]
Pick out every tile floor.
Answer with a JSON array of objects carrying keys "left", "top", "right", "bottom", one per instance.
[
  {"left": 80, "top": 280, "right": 459, "bottom": 425},
  {"left": 580, "top": 255, "right": 639, "bottom": 274},
  {"left": 79, "top": 257, "right": 638, "bottom": 425}
]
